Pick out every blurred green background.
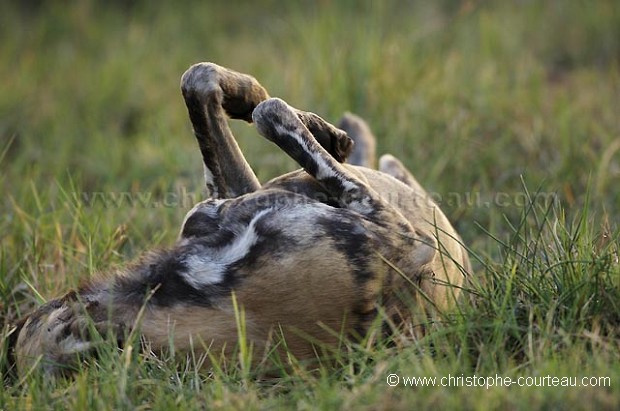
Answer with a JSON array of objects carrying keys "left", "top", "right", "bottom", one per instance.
[
  {"left": 1, "top": 0, "right": 619, "bottom": 409},
  {"left": 2, "top": 0, "right": 619, "bottom": 230},
  {"left": 3, "top": 0, "right": 619, "bottom": 224}
]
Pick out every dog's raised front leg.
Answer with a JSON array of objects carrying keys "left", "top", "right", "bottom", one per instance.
[
  {"left": 252, "top": 98, "right": 440, "bottom": 332},
  {"left": 181, "top": 63, "right": 267, "bottom": 198},
  {"left": 253, "top": 98, "right": 436, "bottom": 262},
  {"left": 254, "top": 99, "right": 396, "bottom": 218}
]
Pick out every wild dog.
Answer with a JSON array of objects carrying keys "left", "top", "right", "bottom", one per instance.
[{"left": 9, "top": 63, "right": 471, "bottom": 377}]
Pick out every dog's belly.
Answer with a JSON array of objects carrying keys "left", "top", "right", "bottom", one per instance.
[{"left": 149, "top": 196, "right": 387, "bottom": 362}]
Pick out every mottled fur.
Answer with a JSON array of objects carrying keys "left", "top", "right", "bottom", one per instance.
[{"left": 10, "top": 63, "right": 470, "bottom": 377}]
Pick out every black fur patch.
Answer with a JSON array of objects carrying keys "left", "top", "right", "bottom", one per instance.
[
  {"left": 114, "top": 249, "right": 222, "bottom": 308},
  {"left": 181, "top": 210, "right": 220, "bottom": 238},
  {"left": 224, "top": 224, "right": 288, "bottom": 279},
  {"left": 319, "top": 176, "right": 348, "bottom": 203},
  {"left": 317, "top": 213, "right": 374, "bottom": 284}
]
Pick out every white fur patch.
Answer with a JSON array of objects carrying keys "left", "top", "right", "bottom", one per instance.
[
  {"left": 275, "top": 124, "right": 359, "bottom": 193},
  {"left": 349, "top": 196, "right": 373, "bottom": 215},
  {"left": 275, "top": 204, "right": 331, "bottom": 243},
  {"left": 274, "top": 123, "right": 375, "bottom": 215},
  {"left": 182, "top": 208, "right": 273, "bottom": 288}
]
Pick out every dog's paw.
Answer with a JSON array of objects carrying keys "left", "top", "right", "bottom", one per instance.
[
  {"left": 181, "top": 62, "right": 269, "bottom": 122},
  {"left": 299, "top": 111, "right": 353, "bottom": 163},
  {"left": 253, "top": 98, "right": 353, "bottom": 162}
]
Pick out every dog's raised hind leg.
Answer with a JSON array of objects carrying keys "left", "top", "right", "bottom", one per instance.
[{"left": 378, "top": 154, "right": 426, "bottom": 193}]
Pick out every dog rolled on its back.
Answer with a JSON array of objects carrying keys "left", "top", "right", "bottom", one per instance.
[{"left": 9, "top": 63, "right": 471, "bottom": 377}]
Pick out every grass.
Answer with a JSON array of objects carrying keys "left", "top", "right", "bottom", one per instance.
[{"left": 1, "top": 0, "right": 619, "bottom": 409}]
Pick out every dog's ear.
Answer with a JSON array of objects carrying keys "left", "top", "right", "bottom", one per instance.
[{"left": 410, "top": 230, "right": 437, "bottom": 269}]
